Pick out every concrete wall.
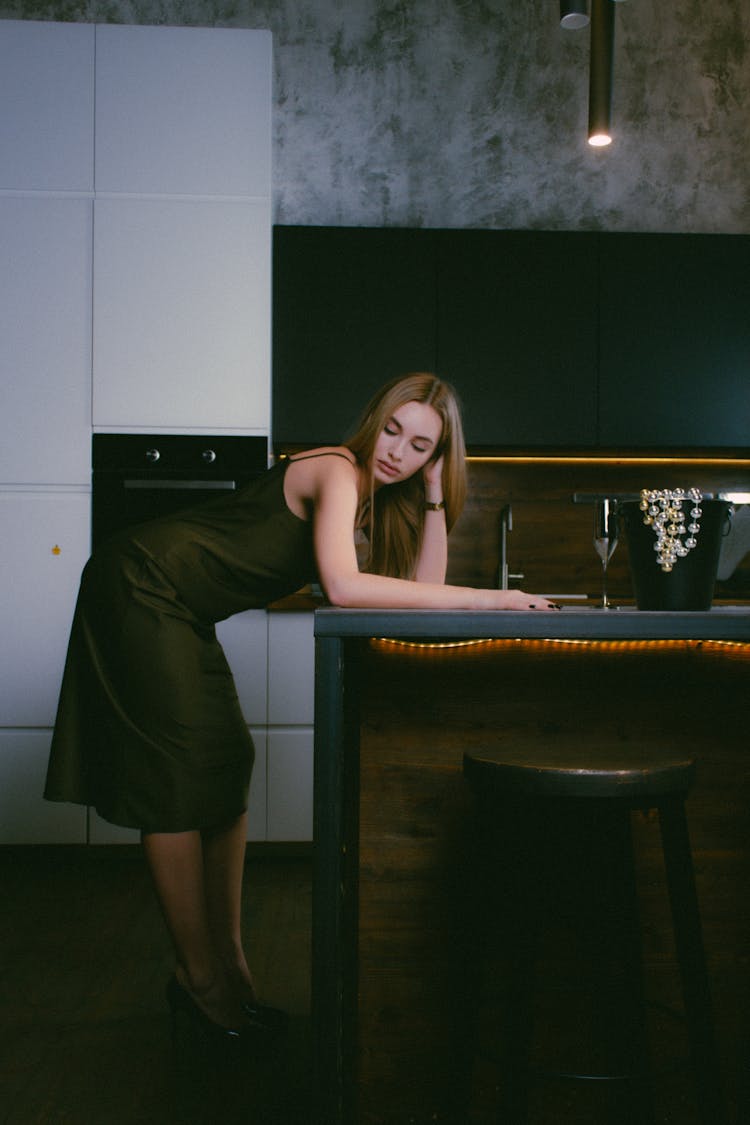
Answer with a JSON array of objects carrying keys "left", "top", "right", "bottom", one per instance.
[{"left": 2, "top": 0, "right": 748, "bottom": 232}]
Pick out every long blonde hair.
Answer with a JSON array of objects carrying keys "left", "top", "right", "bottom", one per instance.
[{"left": 346, "top": 373, "right": 467, "bottom": 578}]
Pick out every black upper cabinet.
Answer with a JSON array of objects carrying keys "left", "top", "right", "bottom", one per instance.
[
  {"left": 273, "top": 226, "right": 750, "bottom": 449},
  {"left": 272, "top": 226, "right": 437, "bottom": 444},
  {"left": 436, "top": 230, "right": 598, "bottom": 446},
  {"left": 598, "top": 233, "right": 750, "bottom": 448}
]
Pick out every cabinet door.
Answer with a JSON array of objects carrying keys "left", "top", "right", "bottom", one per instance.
[
  {"left": 272, "top": 226, "right": 438, "bottom": 444},
  {"left": 216, "top": 609, "right": 268, "bottom": 727},
  {"left": 267, "top": 613, "right": 315, "bottom": 841},
  {"left": 598, "top": 233, "right": 750, "bottom": 447},
  {"left": 436, "top": 230, "right": 599, "bottom": 446},
  {"left": 0, "top": 20, "right": 94, "bottom": 192},
  {"left": 92, "top": 197, "right": 271, "bottom": 432},
  {"left": 0, "top": 491, "right": 90, "bottom": 727},
  {"left": 0, "top": 730, "right": 87, "bottom": 844},
  {"left": 0, "top": 197, "right": 92, "bottom": 485},
  {"left": 268, "top": 612, "right": 315, "bottom": 726},
  {"left": 94, "top": 25, "right": 271, "bottom": 198},
  {"left": 267, "top": 728, "right": 313, "bottom": 842}
]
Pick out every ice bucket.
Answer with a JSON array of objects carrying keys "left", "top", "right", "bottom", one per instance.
[{"left": 621, "top": 498, "right": 731, "bottom": 611}]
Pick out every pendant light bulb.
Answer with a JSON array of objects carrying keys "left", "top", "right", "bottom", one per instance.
[{"left": 588, "top": 0, "right": 615, "bottom": 147}]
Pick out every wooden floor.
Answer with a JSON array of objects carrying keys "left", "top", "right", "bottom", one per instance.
[
  {"left": 0, "top": 846, "right": 313, "bottom": 1125},
  {"left": 1, "top": 845, "right": 746, "bottom": 1125}
]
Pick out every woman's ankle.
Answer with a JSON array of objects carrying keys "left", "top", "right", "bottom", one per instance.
[{"left": 175, "top": 962, "right": 221, "bottom": 997}]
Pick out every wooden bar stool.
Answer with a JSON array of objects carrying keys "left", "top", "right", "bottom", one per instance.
[{"left": 460, "top": 743, "right": 728, "bottom": 1125}]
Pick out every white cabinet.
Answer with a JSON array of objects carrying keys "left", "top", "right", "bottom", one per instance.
[
  {"left": 94, "top": 25, "right": 271, "bottom": 198},
  {"left": 267, "top": 728, "right": 314, "bottom": 842},
  {"left": 0, "top": 491, "right": 90, "bottom": 727},
  {"left": 0, "top": 20, "right": 272, "bottom": 844},
  {"left": 1, "top": 20, "right": 272, "bottom": 441},
  {"left": 89, "top": 23, "right": 272, "bottom": 433},
  {"left": 267, "top": 612, "right": 315, "bottom": 841},
  {"left": 268, "top": 612, "right": 316, "bottom": 725},
  {"left": 92, "top": 197, "right": 271, "bottom": 433},
  {"left": 0, "top": 730, "right": 87, "bottom": 844},
  {"left": 0, "top": 196, "right": 92, "bottom": 486},
  {"left": 0, "top": 20, "right": 94, "bottom": 192},
  {"left": 216, "top": 610, "right": 269, "bottom": 726}
]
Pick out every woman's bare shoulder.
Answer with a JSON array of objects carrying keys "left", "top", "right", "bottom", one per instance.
[{"left": 283, "top": 446, "right": 359, "bottom": 518}]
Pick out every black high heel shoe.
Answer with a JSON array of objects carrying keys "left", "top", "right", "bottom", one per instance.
[
  {"left": 166, "top": 974, "right": 246, "bottom": 1045},
  {"left": 241, "top": 999, "right": 289, "bottom": 1037}
]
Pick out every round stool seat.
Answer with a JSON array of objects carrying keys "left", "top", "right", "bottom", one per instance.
[{"left": 463, "top": 743, "right": 695, "bottom": 800}]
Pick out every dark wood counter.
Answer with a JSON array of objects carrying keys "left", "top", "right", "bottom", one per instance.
[{"left": 312, "top": 609, "right": 750, "bottom": 1124}]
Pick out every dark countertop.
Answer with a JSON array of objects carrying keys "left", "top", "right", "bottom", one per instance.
[{"left": 313, "top": 605, "right": 750, "bottom": 641}]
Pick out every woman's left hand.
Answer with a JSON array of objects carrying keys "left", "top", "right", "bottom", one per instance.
[{"left": 423, "top": 454, "right": 444, "bottom": 491}]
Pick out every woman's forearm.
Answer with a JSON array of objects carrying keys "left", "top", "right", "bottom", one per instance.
[
  {"left": 322, "top": 568, "right": 549, "bottom": 612},
  {"left": 413, "top": 505, "right": 448, "bottom": 584}
]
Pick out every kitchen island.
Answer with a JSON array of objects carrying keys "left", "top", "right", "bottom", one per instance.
[{"left": 312, "top": 608, "right": 750, "bottom": 1124}]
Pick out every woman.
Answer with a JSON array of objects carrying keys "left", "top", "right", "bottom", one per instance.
[{"left": 45, "top": 373, "right": 557, "bottom": 1041}]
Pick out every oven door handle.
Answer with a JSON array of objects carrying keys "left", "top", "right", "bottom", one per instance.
[{"left": 123, "top": 479, "right": 237, "bottom": 490}]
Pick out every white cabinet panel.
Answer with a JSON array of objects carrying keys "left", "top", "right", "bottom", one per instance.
[
  {"left": 95, "top": 25, "right": 271, "bottom": 198},
  {"left": 268, "top": 613, "right": 315, "bottom": 725},
  {"left": 92, "top": 197, "right": 271, "bottom": 432},
  {"left": 0, "top": 21, "right": 94, "bottom": 192},
  {"left": 0, "top": 492, "right": 90, "bottom": 726},
  {"left": 267, "top": 728, "right": 313, "bottom": 842},
  {"left": 0, "top": 730, "right": 86, "bottom": 844},
  {"left": 216, "top": 609, "right": 268, "bottom": 726},
  {"left": 0, "top": 197, "right": 92, "bottom": 485},
  {"left": 88, "top": 727, "right": 267, "bottom": 844}
]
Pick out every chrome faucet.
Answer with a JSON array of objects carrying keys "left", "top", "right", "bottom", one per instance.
[
  {"left": 498, "top": 504, "right": 512, "bottom": 589},
  {"left": 498, "top": 503, "right": 526, "bottom": 589}
]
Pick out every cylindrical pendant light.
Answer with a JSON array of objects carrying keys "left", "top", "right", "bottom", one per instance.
[
  {"left": 560, "top": 1, "right": 589, "bottom": 29},
  {"left": 588, "top": 0, "right": 615, "bottom": 146}
]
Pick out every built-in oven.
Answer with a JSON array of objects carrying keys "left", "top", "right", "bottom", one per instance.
[{"left": 92, "top": 433, "right": 269, "bottom": 549}]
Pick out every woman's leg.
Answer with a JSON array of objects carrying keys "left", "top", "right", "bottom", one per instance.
[
  {"left": 141, "top": 827, "right": 248, "bottom": 1027},
  {"left": 201, "top": 811, "right": 257, "bottom": 1004}
]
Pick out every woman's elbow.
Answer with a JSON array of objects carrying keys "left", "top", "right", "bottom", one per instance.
[{"left": 319, "top": 574, "right": 360, "bottom": 608}]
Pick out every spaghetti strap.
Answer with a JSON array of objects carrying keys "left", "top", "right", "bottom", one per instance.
[{"left": 287, "top": 450, "right": 357, "bottom": 467}]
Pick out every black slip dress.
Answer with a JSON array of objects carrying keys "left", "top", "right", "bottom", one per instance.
[{"left": 44, "top": 453, "right": 348, "bottom": 832}]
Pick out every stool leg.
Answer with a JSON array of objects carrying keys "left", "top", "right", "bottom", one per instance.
[
  {"left": 602, "top": 808, "right": 656, "bottom": 1125},
  {"left": 457, "top": 797, "right": 539, "bottom": 1125},
  {"left": 496, "top": 902, "right": 540, "bottom": 1125},
  {"left": 495, "top": 802, "right": 551, "bottom": 1125},
  {"left": 658, "top": 797, "right": 729, "bottom": 1125}
]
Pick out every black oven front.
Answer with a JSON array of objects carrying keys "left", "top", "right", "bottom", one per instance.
[{"left": 92, "top": 433, "right": 269, "bottom": 550}]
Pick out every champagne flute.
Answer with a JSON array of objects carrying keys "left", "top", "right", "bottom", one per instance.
[{"left": 593, "top": 498, "right": 618, "bottom": 609}]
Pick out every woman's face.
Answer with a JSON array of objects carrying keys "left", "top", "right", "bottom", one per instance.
[{"left": 371, "top": 400, "right": 443, "bottom": 488}]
